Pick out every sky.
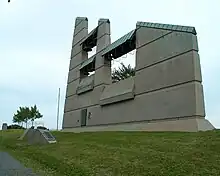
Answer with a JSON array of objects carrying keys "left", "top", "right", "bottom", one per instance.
[{"left": 0, "top": 0, "right": 219, "bottom": 129}]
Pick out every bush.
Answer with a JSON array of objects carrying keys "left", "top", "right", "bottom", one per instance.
[
  {"left": 37, "top": 126, "right": 48, "bottom": 130},
  {"left": 7, "top": 124, "right": 25, "bottom": 129}
]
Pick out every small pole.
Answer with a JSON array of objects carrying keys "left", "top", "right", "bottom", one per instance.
[{"left": 56, "top": 88, "right": 60, "bottom": 131}]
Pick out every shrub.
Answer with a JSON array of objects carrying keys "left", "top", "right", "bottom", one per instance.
[{"left": 7, "top": 124, "right": 25, "bottom": 129}]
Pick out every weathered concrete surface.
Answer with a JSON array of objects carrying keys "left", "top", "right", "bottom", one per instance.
[
  {"left": 100, "top": 77, "right": 135, "bottom": 105},
  {"left": 62, "top": 17, "right": 214, "bottom": 132},
  {"left": 94, "top": 19, "right": 111, "bottom": 87},
  {"left": 62, "top": 117, "right": 215, "bottom": 133},
  {"left": 0, "top": 152, "right": 37, "bottom": 175},
  {"left": 19, "top": 129, "right": 57, "bottom": 145}
]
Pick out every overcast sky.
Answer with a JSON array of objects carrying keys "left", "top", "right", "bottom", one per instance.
[{"left": 0, "top": 0, "right": 219, "bottom": 129}]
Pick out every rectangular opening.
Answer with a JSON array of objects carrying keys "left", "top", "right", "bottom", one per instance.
[
  {"left": 102, "top": 30, "right": 136, "bottom": 59},
  {"left": 111, "top": 49, "right": 136, "bottom": 83},
  {"left": 80, "top": 46, "right": 96, "bottom": 79},
  {"left": 80, "top": 55, "right": 95, "bottom": 79},
  {"left": 81, "top": 27, "right": 98, "bottom": 52},
  {"left": 100, "top": 30, "right": 136, "bottom": 84},
  {"left": 77, "top": 48, "right": 96, "bottom": 95}
]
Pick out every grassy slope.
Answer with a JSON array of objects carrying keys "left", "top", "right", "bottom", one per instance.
[{"left": 0, "top": 130, "right": 220, "bottom": 176}]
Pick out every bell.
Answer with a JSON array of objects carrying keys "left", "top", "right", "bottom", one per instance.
[{"left": 83, "top": 46, "right": 92, "bottom": 52}]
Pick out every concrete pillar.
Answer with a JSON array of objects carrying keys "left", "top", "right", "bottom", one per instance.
[
  {"left": 63, "top": 17, "right": 88, "bottom": 128},
  {"left": 66, "top": 17, "right": 88, "bottom": 96},
  {"left": 94, "top": 19, "right": 112, "bottom": 87},
  {"left": 70, "top": 17, "right": 88, "bottom": 69}
]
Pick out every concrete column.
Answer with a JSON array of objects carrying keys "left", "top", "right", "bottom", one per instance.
[
  {"left": 63, "top": 17, "right": 88, "bottom": 128},
  {"left": 71, "top": 17, "right": 88, "bottom": 65},
  {"left": 94, "top": 19, "right": 112, "bottom": 87},
  {"left": 67, "top": 17, "right": 88, "bottom": 95}
]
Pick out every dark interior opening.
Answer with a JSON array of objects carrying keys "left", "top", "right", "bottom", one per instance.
[{"left": 105, "top": 34, "right": 136, "bottom": 60}]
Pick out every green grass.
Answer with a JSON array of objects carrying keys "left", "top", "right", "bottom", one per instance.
[{"left": 1, "top": 130, "right": 220, "bottom": 176}]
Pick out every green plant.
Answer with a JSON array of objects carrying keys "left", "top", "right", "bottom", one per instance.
[
  {"left": 13, "top": 105, "right": 43, "bottom": 128},
  {"left": 30, "top": 105, "right": 43, "bottom": 127},
  {"left": 1, "top": 130, "right": 220, "bottom": 176},
  {"left": 7, "top": 124, "right": 25, "bottom": 129},
  {"left": 112, "top": 62, "right": 135, "bottom": 83},
  {"left": 13, "top": 107, "right": 30, "bottom": 128}
]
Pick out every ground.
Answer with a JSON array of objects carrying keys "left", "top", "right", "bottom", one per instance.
[{"left": 0, "top": 129, "right": 220, "bottom": 176}]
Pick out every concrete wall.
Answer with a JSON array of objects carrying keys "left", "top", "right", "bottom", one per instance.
[{"left": 62, "top": 17, "right": 213, "bottom": 132}]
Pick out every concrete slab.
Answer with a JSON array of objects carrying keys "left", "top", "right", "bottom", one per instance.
[{"left": 62, "top": 117, "right": 215, "bottom": 133}]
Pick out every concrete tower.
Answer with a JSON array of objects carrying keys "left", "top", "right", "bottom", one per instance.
[{"left": 62, "top": 17, "right": 215, "bottom": 132}]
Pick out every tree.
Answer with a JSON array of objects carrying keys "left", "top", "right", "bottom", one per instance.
[
  {"left": 23, "top": 107, "right": 31, "bottom": 128},
  {"left": 13, "top": 108, "right": 25, "bottom": 127},
  {"left": 13, "top": 107, "right": 30, "bottom": 128},
  {"left": 112, "top": 62, "right": 135, "bottom": 83},
  {"left": 13, "top": 105, "right": 43, "bottom": 128},
  {"left": 30, "top": 105, "right": 43, "bottom": 127},
  {"left": 12, "top": 113, "right": 20, "bottom": 124}
]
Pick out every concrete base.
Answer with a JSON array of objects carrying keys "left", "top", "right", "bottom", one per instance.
[
  {"left": 62, "top": 117, "right": 215, "bottom": 133},
  {"left": 18, "top": 128, "right": 30, "bottom": 140},
  {"left": 19, "top": 128, "right": 57, "bottom": 144}
]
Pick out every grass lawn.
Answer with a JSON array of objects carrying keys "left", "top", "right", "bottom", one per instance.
[{"left": 0, "top": 129, "right": 220, "bottom": 176}]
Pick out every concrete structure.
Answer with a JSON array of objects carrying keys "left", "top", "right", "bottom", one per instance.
[
  {"left": 62, "top": 17, "right": 215, "bottom": 132},
  {"left": 19, "top": 128, "right": 56, "bottom": 144},
  {"left": 2, "top": 123, "right": 7, "bottom": 130}
]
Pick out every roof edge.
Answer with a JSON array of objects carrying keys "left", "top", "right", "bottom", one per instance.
[
  {"left": 136, "top": 21, "right": 197, "bottom": 35},
  {"left": 98, "top": 18, "right": 110, "bottom": 24},
  {"left": 102, "top": 29, "right": 136, "bottom": 57},
  {"left": 80, "top": 55, "right": 96, "bottom": 70}
]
